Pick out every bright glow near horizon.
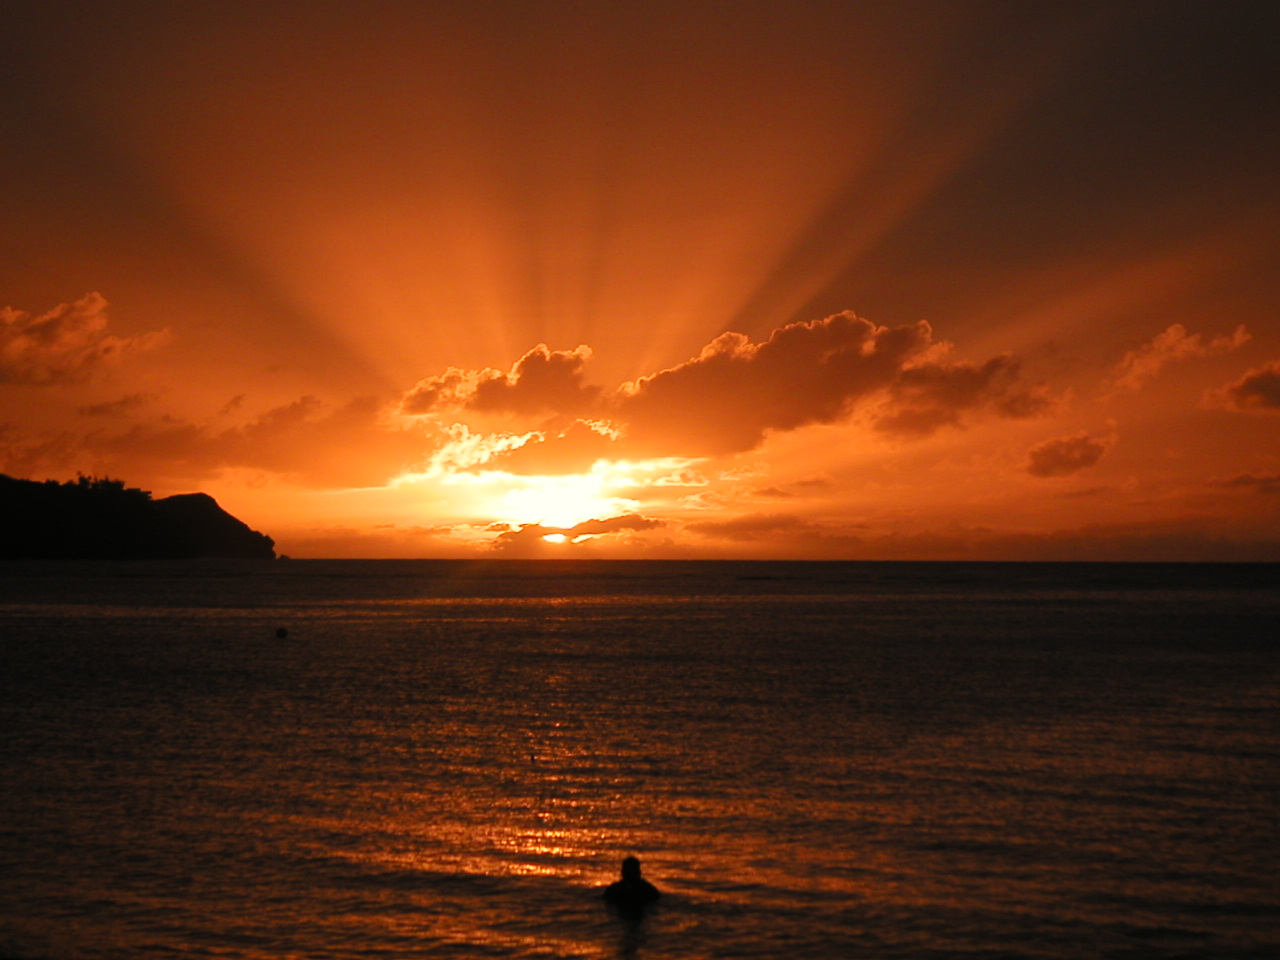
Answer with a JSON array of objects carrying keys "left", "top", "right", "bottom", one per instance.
[
  {"left": 1, "top": 2, "right": 1277, "bottom": 559},
  {"left": 497, "top": 474, "right": 635, "bottom": 530}
]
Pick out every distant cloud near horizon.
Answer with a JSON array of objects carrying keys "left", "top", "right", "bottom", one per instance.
[
  {"left": 492, "top": 513, "right": 663, "bottom": 550},
  {"left": 0, "top": 294, "right": 168, "bottom": 385},
  {"left": 685, "top": 511, "right": 808, "bottom": 541}
]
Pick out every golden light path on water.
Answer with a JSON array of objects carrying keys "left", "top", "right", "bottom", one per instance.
[{"left": 2, "top": 562, "right": 1277, "bottom": 957}]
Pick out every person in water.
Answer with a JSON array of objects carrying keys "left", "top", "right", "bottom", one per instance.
[{"left": 602, "top": 856, "right": 661, "bottom": 909}]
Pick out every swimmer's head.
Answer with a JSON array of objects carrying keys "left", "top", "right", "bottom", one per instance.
[{"left": 621, "top": 856, "right": 642, "bottom": 881}]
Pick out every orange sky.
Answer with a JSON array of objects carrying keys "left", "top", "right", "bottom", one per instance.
[{"left": 2, "top": 0, "right": 1278, "bottom": 559}]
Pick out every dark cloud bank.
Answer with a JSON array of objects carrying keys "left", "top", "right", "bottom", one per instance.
[{"left": 404, "top": 311, "right": 1053, "bottom": 465}]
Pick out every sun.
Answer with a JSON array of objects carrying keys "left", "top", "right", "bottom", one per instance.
[{"left": 497, "top": 473, "right": 635, "bottom": 528}]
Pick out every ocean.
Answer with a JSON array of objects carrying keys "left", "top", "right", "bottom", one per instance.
[{"left": 1, "top": 560, "right": 1277, "bottom": 959}]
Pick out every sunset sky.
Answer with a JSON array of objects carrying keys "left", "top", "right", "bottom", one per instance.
[{"left": 2, "top": 0, "right": 1278, "bottom": 559}]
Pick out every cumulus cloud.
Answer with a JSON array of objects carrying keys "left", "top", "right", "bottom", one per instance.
[
  {"left": 398, "top": 311, "right": 1051, "bottom": 470},
  {"left": 1209, "top": 360, "right": 1280, "bottom": 412},
  {"left": 0, "top": 293, "right": 168, "bottom": 385},
  {"left": 1025, "top": 432, "right": 1112, "bottom": 478},
  {"left": 615, "top": 312, "right": 1050, "bottom": 456},
  {"left": 400, "top": 344, "right": 599, "bottom": 417},
  {"left": 1111, "top": 323, "right": 1250, "bottom": 392},
  {"left": 613, "top": 314, "right": 931, "bottom": 456},
  {"left": 874, "top": 354, "right": 1052, "bottom": 437}
]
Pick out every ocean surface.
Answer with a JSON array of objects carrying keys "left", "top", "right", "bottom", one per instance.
[{"left": 1, "top": 560, "right": 1277, "bottom": 960}]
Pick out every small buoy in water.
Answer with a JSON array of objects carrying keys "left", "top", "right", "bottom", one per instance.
[{"left": 275, "top": 627, "right": 288, "bottom": 639}]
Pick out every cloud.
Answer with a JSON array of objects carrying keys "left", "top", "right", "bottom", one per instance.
[
  {"left": 653, "top": 468, "right": 709, "bottom": 487},
  {"left": 98, "top": 395, "right": 432, "bottom": 486},
  {"left": 0, "top": 293, "right": 168, "bottom": 384},
  {"left": 77, "top": 393, "right": 155, "bottom": 417},
  {"left": 567, "top": 514, "right": 665, "bottom": 536},
  {"left": 400, "top": 344, "right": 599, "bottom": 418},
  {"left": 1111, "top": 323, "right": 1250, "bottom": 392},
  {"left": 1207, "top": 472, "right": 1280, "bottom": 495},
  {"left": 422, "top": 425, "right": 540, "bottom": 472},
  {"left": 0, "top": 422, "right": 85, "bottom": 479},
  {"left": 795, "top": 474, "right": 835, "bottom": 489},
  {"left": 612, "top": 314, "right": 931, "bottom": 456},
  {"left": 1025, "top": 432, "right": 1112, "bottom": 477},
  {"left": 852, "top": 519, "right": 1280, "bottom": 562},
  {"left": 680, "top": 514, "right": 1280, "bottom": 562},
  {"left": 273, "top": 523, "right": 472, "bottom": 559},
  {"left": 1058, "top": 485, "right": 1114, "bottom": 499},
  {"left": 397, "top": 311, "right": 1052, "bottom": 468},
  {"left": 685, "top": 511, "right": 809, "bottom": 541},
  {"left": 752, "top": 486, "right": 796, "bottom": 499},
  {"left": 1209, "top": 360, "right": 1280, "bottom": 412},
  {"left": 482, "top": 420, "right": 617, "bottom": 474},
  {"left": 490, "top": 513, "right": 664, "bottom": 551},
  {"left": 614, "top": 312, "right": 1050, "bottom": 456},
  {"left": 874, "top": 354, "right": 1052, "bottom": 437}
]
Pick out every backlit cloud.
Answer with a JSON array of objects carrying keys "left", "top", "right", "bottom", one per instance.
[
  {"left": 400, "top": 344, "right": 599, "bottom": 418},
  {"left": 874, "top": 354, "right": 1052, "bottom": 437},
  {"left": 1025, "top": 432, "right": 1113, "bottom": 478},
  {"left": 614, "top": 314, "right": 933, "bottom": 456},
  {"left": 0, "top": 293, "right": 168, "bottom": 385},
  {"left": 491, "top": 513, "right": 663, "bottom": 551},
  {"left": 1110, "top": 323, "right": 1250, "bottom": 392},
  {"left": 397, "top": 311, "right": 1054, "bottom": 468},
  {"left": 482, "top": 420, "right": 617, "bottom": 474},
  {"left": 1209, "top": 360, "right": 1280, "bottom": 412}
]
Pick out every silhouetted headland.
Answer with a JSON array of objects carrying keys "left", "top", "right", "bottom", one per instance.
[{"left": 0, "top": 473, "right": 275, "bottom": 559}]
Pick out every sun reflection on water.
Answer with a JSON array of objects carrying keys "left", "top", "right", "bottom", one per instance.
[{"left": 10, "top": 566, "right": 1273, "bottom": 958}]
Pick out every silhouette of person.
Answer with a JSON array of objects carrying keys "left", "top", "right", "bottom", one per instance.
[{"left": 602, "top": 856, "right": 661, "bottom": 912}]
